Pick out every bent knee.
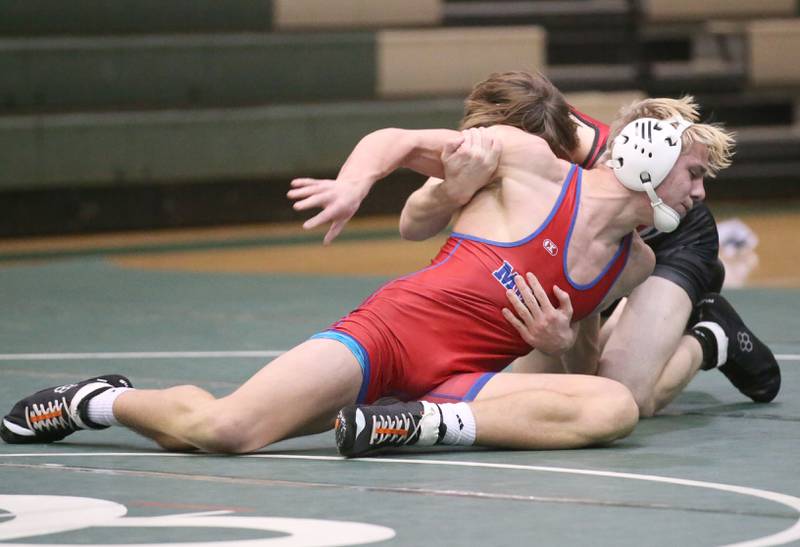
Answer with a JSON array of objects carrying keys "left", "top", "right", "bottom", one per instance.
[
  {"left": 613, "top": 389, "right": 640, "bottom": 440},
  {"left": 190, "top": 410, "right": 272, "bottom": 454},
  {"left": 164, "top": 385, "right": 216, "bottom": 407},
  {"left": 587, "top": 380, "right": 639, "bottom": 443}
]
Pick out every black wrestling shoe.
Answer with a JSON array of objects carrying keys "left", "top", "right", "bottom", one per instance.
[
  {"left": 695, "top": 294, "right": 780, "bottom": 402},
  {"left": 1, "top": 375, "right": 132, "bottom": 444},
  {"left": 335, "top": 400, "right": 445, "bottom": 458}
]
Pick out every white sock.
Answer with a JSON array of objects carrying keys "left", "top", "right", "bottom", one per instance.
[
  {"left": 695, "top": 321, "right": 728, "bottom": 367},
  {"left": 438, "top": 402, "right": 477, "bottom": 446},
  {"left": 86, "top": 387, "right": 132, "bottom": 427}
]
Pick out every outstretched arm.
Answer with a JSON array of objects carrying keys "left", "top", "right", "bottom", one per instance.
[
  {"left": 288, "top": 128, "right": 462, "bottom": 244},
  {"left": 400, "top": 127, "right": 502, "bottom": 241},
  {"left": 397, "top": 109, "right": 605, "bottom": 242}
]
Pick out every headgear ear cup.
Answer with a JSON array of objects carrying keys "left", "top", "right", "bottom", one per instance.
[{"left": 608, "top": 116, "right": 693, "bottom": 232}]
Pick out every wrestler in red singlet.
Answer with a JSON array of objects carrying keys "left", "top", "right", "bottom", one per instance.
[
  {"left": 314, "top": 163, "right": 632, "bottom": 404},
  {"left": 423, "top": 109, "right": 618, "bottom": 403}
]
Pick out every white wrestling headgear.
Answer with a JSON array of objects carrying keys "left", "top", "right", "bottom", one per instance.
[{"left": 607, "top": 116, "right": 693, "bottom": 233}]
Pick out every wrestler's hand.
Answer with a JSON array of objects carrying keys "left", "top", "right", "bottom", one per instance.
[
  {"left": 502, "top": 273, "right": 577, "bottom": 356},
  {"left": 440, "top": 127, "right": 502, "bottom": 206},
  {"left": 287, "top": 177, "right": 369, "bottom": 245}
]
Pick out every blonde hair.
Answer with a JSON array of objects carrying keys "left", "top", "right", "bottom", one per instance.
[
  {"left": 606, "top": 96, "right": 735, "bottom": 177},
  {"left": 461, "top": 71, "right": 578, "bottom": 160}
]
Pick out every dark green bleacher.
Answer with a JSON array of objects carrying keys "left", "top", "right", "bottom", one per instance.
[
  {"left": 0, "top": 99, "right": 463, "bottom": 190},
  {"left": 2, "top": 1, "right": 798, "bottom": 237},
  {"left": 0, "top": 0, "right": 272, "bottom": 35},
  {"left": 443, "top": 1, "right": 799, "bottom": 127},
  {"left": 0, "top": 33, "right": 376, "bottom": 112},
  {"left": 1, "top": 2, "right": 419, "bottom": 234},
  {"left": 444, "top": 0, "right": 633, "bottom": 65}
]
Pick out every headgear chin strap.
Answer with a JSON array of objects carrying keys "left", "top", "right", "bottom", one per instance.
[
  {"left": 607, "top": 116, "right": 693, "bottom": 233},
  {"left": 643, "top": 181, "right": 681, "bottom": 233}
]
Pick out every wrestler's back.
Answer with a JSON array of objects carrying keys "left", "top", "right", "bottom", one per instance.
[{"left": 453, "top": 126, "right": 569, "bottom": 243}]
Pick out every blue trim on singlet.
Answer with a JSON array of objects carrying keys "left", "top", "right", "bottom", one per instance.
[
  {"left": 424, "top": 391, "right": 465, "bottom": 402},
  {"left": 463, "top": 372, "right": 496, "bottom": 401},
  {"left": 310, "top": 330, "right": 370, "bottom": 404},
  {"left": 449, "top": 164, "right": 579, "bottom": 247},
  {"left": 425, "top": 372, "right": 496, "bottom": 402},
  {"left": 562, "top": 169, "right": 632, "bottom": 290}
]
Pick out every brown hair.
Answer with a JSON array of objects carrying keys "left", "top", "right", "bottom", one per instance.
[
  {"left": 461, "top": 71, "right": 578, "bottom": 160},
  {"left": 607, "top": 96, "right": 735, "bottom": 177}
]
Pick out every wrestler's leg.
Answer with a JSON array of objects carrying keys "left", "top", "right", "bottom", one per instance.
[
  {"left": 336, "top": 369, "right": 637, "bottom": 456},
  {"left": 470, "top": 372, "right": 638, "bottom": 449},
  {"left": 597, "top": 276, "right": 700, "bottom": 417},
  {"left": 108, "top": 339, "right": 363, "bottom": 453}
]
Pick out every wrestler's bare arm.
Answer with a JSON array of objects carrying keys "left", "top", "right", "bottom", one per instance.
[
  {"left": 399, "top": 177, "right": 453, "bottom": 241},
  {"left": 399, "top": 116, "right": 596, "bottom": 242},
  {"left": 288, "top": 128, "right": 462, "bottom": 244},
  {"left": 289, "top": 125, "right": 553, "bottom": 244},
  {"left": 400, "top": 128, "right": 502, "bottom": 241}
]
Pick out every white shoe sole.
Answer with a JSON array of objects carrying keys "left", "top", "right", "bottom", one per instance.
[{"left": 2, "top": 418, "right": 35, "bottom": 437}]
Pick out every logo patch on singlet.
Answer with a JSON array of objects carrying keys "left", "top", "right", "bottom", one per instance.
[
  {"left": 492, "top": 260, "right": 523, "bottom": 300},
  {"left": 543, "top": 239, "right": 559, "bottom": 256}
]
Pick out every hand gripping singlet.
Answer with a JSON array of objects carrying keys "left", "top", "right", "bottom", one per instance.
[{"left": 321, "top": 165, "right": 632, "bottom": 402}]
